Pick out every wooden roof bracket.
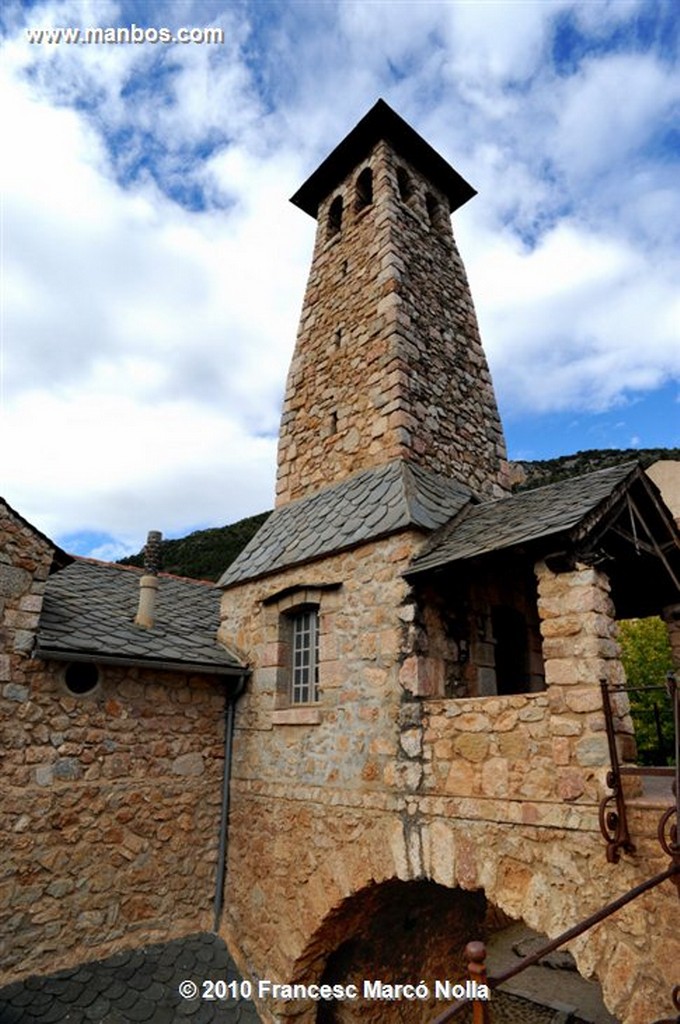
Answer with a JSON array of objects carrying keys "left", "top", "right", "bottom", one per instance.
[{"left": 627, "top": 494, "right": 680, "bottom": 592}]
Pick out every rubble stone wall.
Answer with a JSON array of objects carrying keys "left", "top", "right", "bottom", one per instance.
[
  {"left": 276, "top": 140, "right": 509, "bottom": 506},
  {"left": 1, "top": 546, "right": 227, "bottom": 985},
  {"left": 221, "top": 548, "right": 678, "bottom": 1024}
]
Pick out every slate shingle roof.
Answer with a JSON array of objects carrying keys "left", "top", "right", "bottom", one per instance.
[
  {"left": 37, "top": 559, "right": 244, "bottom": 673},
  {"left": 0, "top": 932, "right": 597, "bottom": 1024},
  {"left": 218, "top": 460, "right": 473, "bottom": 587},
  {"left": 0, "top": 933, "right": 260, "bottom": 1023},
  {"left": 407, "top": 462, "right": 639, "bottom": 576}
]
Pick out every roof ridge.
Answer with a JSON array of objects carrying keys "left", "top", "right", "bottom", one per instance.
[
  {"left": 71, "top": 555, "right": 215, "bottom": 587},
  {"left": 509, "top": 460, "right": 640, "bottom": 500}
]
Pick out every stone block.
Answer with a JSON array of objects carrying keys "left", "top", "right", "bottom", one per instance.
[
  {"left": 574, "top": 736, "right": 609, "bottom": 767},
  {"left": 171, "top": 752, "right": 204, "bottom": 776},
  {"left": 0, "top": 565, "right": 31, "bottom": 598},
  {"left": 540, "top": 616, "right": 582, "bottom": 638},
  {"left": 13, "top": 630, "right": 34, "bottom": 654},
  {"left": 399, "top": 728, "right": 422, "bottom": 759},
  {"left": 498, "top": 731, "right": 527, "bottom": 759},
  {"left": 35, "top": 764, "right": 54, "bottom": 786},
  {"left": 481, "top": 757, "right": 508, "bottom": 798},
  {"left": 557, "top": 770, "right": 586, "bottom": 801},
  {"left": 544, "top": 659, "right": 577, "bottom": 686},
  {"left": 454, "top": 732, "right": 489, "bottom": 763},
  {"left": 564, "top": 688, "right": 603, "bottom": 714},
  {"left": 2, "top": 683, "right": 29, "bottom": 702},
  {"left": 444, "top": 759, "right": 478, "bottom": 795}
]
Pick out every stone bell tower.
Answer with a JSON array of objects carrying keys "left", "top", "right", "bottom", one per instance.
[{"left": 276, "top": 99, "right": 509, "bottom": 507}]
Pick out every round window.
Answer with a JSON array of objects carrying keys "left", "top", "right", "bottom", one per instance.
[{"left": 64, "top": 662, "right": 100, "bottom": 696}]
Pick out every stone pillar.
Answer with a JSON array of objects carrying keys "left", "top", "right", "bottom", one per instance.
[
  {"left": 662, "top": 603, "right": 680, "bottom": 670},
  {"left": 535, "top": 561, "right": 635, "bottom": 801}
]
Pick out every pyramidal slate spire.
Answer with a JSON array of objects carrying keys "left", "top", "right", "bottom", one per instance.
[{"left": 276, "top": 99, "right": 510, "bottom": 507}]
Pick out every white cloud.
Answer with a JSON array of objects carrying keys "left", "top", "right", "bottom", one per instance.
[
  {"left": 1, "top": 0, "right": 678, "bottom": 557},
  {"left": 465, "top": 218, "right": 679, "bottom": 413},
  {"left": 548, "top": 51, "right": 680, "bottom": 182}
]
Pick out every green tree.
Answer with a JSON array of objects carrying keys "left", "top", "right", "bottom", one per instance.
[{"left": 618, "top": 617, "right": 675, "bottom": 765}]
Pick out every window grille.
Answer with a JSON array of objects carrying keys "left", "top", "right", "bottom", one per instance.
[{"left": 291, "top": 609, "right": 319, "bottom": 704}]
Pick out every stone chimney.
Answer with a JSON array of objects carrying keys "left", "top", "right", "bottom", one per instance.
[{"left": 134, "top": 530, "right": 162, "bottom": 629}]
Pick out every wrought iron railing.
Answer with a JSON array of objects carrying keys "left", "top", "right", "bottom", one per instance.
[
  {"left": 599, "top": 674, "right": 678, "bottom": 865},
  {"left": 431, "top": 675, "right": 679, "bottom": 1024},
  {"left": 429, "top": 864, "right": 680, "bottom": 1023}
]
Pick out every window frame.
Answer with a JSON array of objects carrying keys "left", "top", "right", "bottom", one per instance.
[
  {"left": 262, "top": 583, "right": 341, "bottom": 725},
  {"left": 290, "top": 606, "right": 320, "bottom": 705}
]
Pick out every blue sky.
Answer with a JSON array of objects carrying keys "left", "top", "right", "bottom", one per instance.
[{"left": 1, "top": 0, "right": 679, "bottom": 559}]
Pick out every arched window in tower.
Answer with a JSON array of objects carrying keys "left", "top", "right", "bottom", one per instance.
[
  {"left": 355, "top": 167, "right": 373, "bottom": 211},
  {"left": 425, "top": 191, "right": 441, "bottom": 230},
  {"left": 397, "top": 166, "right": 414, "bottom": 203},
  {"left": 328, "top": 195, "right": 343, "bottom": 237}
]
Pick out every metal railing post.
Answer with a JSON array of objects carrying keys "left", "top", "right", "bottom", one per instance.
[{"left": 465, "top": 941, "right": 491, "bottom": 1024}]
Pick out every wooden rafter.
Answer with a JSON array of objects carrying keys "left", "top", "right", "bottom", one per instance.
[{"left": 628, "top": 495, "right": 680, "bottom": 592}]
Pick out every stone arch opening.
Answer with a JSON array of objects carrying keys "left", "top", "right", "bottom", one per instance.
[
  {"left": 293, "top": 878, "right": 486, "bottom": 1023},
  {"left": 328, "top": 195, "right": 343, "bottom": 237},
  {"left": 290, "top": 878, "right": 620, "bottom": 1024},
  {"left": 396, "top": 165, "right": 414, "bottom": 203},
  {"left": 355, "top": 167, "right": 373, "bottom": 211}
]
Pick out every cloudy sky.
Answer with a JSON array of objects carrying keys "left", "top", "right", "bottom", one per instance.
[{"left": 1, "top": 0, "right": 679, "bottom": 560}]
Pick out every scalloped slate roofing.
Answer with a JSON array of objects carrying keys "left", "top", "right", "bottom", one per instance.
[
  {"left": 37, "top": 559, "right": 243, "bottom": 673},
  {"left": 218, "top": 460, "right": 473, "bottom": 588},
  {"left": 407, "top": 462, "right": 639, "bottom": 576},
  {"left": 0, "top": 933, "right": 259, "bottom": 1023},
  {"left": 0, "top": 932, "right": 593, "bottom": 1024}
]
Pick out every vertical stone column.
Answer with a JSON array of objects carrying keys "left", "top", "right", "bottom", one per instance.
[
  {"left": 535, "top": 561, "right": 634, "bottom": 802},
  {"left": 662, "top": 604, "right": 680, "bottom": 670}
]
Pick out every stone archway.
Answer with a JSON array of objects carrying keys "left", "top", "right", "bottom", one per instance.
[
  {"left": 287, "top": 878, "right": 623, "bottom": 1024},
  {"left": 292, "top": 878, "right": 486, "bottom": 1023}
]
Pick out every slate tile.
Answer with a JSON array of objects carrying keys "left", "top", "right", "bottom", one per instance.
[
  {"left": 140, "top": 981, "right": 166, "bottom": 1003},
  {"left": 32, "top": 999, "right": 71, "bottom": 1023},
  {"left": 81, "top": 996, "right": 112, "bottom": 1020},
  {"left": 23, "top": 977, "right": 46, "bottom": 992},
  {"left": 9, "top": 986, "right": 40, "bottom": 1007},
  {"left": 113, "top": 984, "right": 142, "bottom": 1011},
  {"left": 122, "top": 997, "right": 157, "bottom": 1021},
  {"left": 71, "top": 985, "right": 101, "bottom": 1008},
  {"left": 147, "top": 1008, "right": 179, "bottom": 1024},
  {"left": 0, "top": 1006, "right": 29, "bottom": 1024},
  {"left": 0, "top": 982, "right": 24, "bottom": 1001},
  {"left": 101, "top": 979, "right": 128, "bottom": 1001}
]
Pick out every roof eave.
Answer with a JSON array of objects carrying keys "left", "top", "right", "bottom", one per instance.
[
  {"left": 219, "top": 521, "right": 429, "bottom": 590},
  {"left": 290, "top": 98, "right": 476, "bottom": 218},
  {"left": 34, "top": 645, "right": 248, "bottom": 677}
]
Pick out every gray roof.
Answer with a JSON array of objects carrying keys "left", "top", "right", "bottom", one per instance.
[
  {"left": 219, "top": 460, "right": 473, "bottom": 587},
  {"left": 0, "top": 933, "right": 260, "bottom": 1023},
  {"left": 290, "top": 98, "right": 476, "bottom": 217},
  {"left": 407, "top": 462, "right": 639, "bottom": 576},
  {"left": 37, "top": 559, "right": 244, "bottom": 673}
]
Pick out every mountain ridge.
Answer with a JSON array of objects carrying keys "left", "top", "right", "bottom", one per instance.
[{"left": 118, "top": 448, "right": 679, "bottom": 581}]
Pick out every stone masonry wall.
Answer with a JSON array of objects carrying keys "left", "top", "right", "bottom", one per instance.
[
  {"left": 219, "top": 540, "right": 678, "bottom": 1024},
  {"left": 0, "top": 501, "right": 55, "bottom": 682},
  {"left": 535, "top": 560, "right": 637, "bottom": 772},
  {"left": 276, "top": 140, "right": 509, "bottom": 506},
  {"left": 218, "top": 531, "right": 420, "bottom": 993},
  {"left": 2, "top": 652, "right": 226, "bottom": 983}
]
